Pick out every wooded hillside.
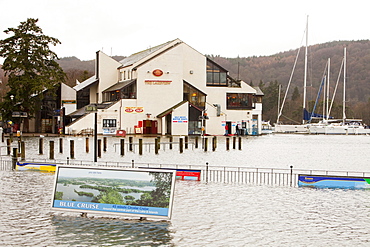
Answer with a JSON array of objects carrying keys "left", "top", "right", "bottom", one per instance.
[
  {"left": 1, "top": 41, "right": 369, "bottom": 124},
  {"left": 210, "top": 40, "right": 370, "bottom": 124}
]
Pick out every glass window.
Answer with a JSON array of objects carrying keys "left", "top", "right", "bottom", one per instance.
[
  {"left": 183, "top": 81, "right": 206, "bottom": 108},
  {"left": 207, "top": 59, "right": 227, "bottom": 86},
  {"left": 103, "top": 119, "right": 117, "bottom": 127},
  {"left": 226, "top": 93, "right": 254, "bottom": 110}
]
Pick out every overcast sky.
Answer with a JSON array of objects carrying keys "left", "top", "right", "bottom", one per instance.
[{"left": 1, "top": 0, "right": 369, "bottom": 62}]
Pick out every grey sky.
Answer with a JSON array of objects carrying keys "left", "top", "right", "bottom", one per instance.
[{"left": 1, "top": 0, "right": 369, "bottom": 62}]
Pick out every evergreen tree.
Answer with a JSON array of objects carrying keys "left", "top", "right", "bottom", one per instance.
[{"left": 0, "top": 18, "right": 65, "bottom": 129}]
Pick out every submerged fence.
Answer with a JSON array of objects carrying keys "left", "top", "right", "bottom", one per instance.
[{"left": 2, "top": 157, "right": 370, "bottom": 187}]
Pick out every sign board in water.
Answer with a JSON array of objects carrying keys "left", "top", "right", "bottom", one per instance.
[
  {"left": 298, "top": 174, "right": 370, "bottom": 189},
  {"left": 51, "top": 166, "right": 176, "bottom": 219}
]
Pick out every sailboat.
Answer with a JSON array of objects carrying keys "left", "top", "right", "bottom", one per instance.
[
  {"left": 309, "top": 47, "right": 370, "bottom": 135},
  {"left": 274, "top": 16, "right": 310, "bottom": 133}
]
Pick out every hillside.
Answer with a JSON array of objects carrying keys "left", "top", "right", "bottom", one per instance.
[
  {"left": 210, "top": 40, "right": 370, "bottom": 124},
  {"left": 1, "top": 41, "right": 369, "bottom": 123},
  {"left": 211, "top": 40, "right": 370, "bottom": 103}
]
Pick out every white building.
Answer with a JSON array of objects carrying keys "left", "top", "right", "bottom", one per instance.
[{"left": 67, "top": 39, "right": 263, "bottom": 136}]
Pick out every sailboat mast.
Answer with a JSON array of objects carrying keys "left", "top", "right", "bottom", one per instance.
[
  {"left": 343, "top": 47, "right": 347, "bottom": 122},
  {"left": 326, "top": 58, "right": 330, "bottom": 120},
  {"left": 303, "top": 15, "right": 308, "bottom": 124}
]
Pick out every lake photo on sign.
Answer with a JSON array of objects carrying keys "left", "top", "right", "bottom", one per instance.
[{"left": 52, "top": 166, "right": 176, "bottom": 219}]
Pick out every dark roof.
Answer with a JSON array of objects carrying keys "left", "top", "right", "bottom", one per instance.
[
  {"left": 157, "top": 101, "right": 187, "bottom": 118},
  {"left": 102, "top": 79, "right": 136, "bottom": 93},
  {"left": 68, "top": 103, "right": 115, "bottom": 117}
]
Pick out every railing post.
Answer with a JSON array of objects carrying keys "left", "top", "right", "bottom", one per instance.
[
  {"left": 290, "top": 165, "right": 293, "bottom": 187},
  {"left": 206, "top": 162, "right": 209, "bottom": 183}
]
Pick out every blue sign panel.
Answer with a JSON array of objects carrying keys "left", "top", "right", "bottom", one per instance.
[{"left": 298, "top": 174, "right": 370, "bottom": 189}]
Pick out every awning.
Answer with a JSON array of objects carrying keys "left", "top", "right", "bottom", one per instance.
[
  {"left": 102, "top": 79, "right": 136, "bottom": 93},
  {"left": 157, "top": 101, "right": 187, "bottom": 118}
]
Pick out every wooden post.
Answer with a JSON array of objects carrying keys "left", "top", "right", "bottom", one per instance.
[
  {"left": 20, "top": 141, "right": 25, "bottom": 161},
  {"left": 39, "top": 138, "right": 44, "bottom": 155},
  {"left": 98, "top": 139, "right": 102, "bottom": 158},
  {"left": 70, "top": 140, "right": 75, "bottom": 159},
  {"left": 212, "top": 136, "right": 217, "bottom": 151},
  {"left": 129, "top": 137, "right": 133, "bottom": 151},
  {"left": 226, "top": 138, "right": 230, "bottom": 151},
  {"left": 185, "top": 136, "right": 188, "bottom": 149},
  {"left": 49, "top": 141, "right": 54, "bottom": 160},
  {"left": 179, "top": 138, "right": 183, "bottom": 153},
  {"left": 139, "top": 139, "right": 143, "bottom": 155},
  {"left": 157, "top": 136, "right": 161, "bottom": 150},
  {"left": 233, "top": 136, "right": 236, "bottom": 149},
  {"left": 7, "top": 139, "right": 11, "bottom": 155},
  {"left": 155, "top": 138, "right": 159, "bottom": 154},
  {"left": 120, "top": 139, "right": 125, "bottom": 156},
  {"left": 169, "top": 136, "right": 173, "bottom": 150},
  {"left": 59, "top": 138, "right": 63, "bottom": 153},
  {"left": 204, "top": 137, "right": 208, "bottom": 152},
  {"left": 238, "top": 137, "right": 242, "bottom": 150},
  {"left": 12, "top": 148, "right": 18, "bottom": 170},
  {"left": 103, "top": 137, "right": 107, "bottom": 152},
  {"left": 86, "top": 137, "right": 89, "bottom": 153}
]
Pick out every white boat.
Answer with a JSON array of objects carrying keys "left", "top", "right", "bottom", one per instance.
[
  {"left": 309, "top": 119, "right": 370, "bottom": 135},
  {"left": 261, "top": 121, "right": 274, "bottom": 134},
  {"left": 308, "top": 48, "right": 370, "bottom": 135}
]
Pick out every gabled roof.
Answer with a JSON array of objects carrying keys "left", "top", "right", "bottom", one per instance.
[
  {"left": 253, "top": 86, "right": 264, "bottom": 96},
  {"left": 119, "top": 39, "right": 182, "bottom": 68},
  {"left": 74, "top": 76, "right": 98, "bottom": 91},
  {"left": 102, "top": 79, "right": 136, "bottom": 93}
]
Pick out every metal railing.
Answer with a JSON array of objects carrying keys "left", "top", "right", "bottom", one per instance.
[{"left": 3, "top": 158, "right": 370, "bottom": 188}]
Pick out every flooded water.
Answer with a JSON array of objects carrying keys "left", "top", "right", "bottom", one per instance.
[{"left": 1, "top": 134, "right": 370, "bottom": 246}]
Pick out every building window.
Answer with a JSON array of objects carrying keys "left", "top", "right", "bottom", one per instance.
[
  {"left": 226, "top": 93, "right": 254, "bottom": 110},
  {"left": 206, "top": 59, "right": 227, "bottom": 86},
  {"left": 103, "top": 119, "right": 117, "bottom": 127},
  {"left": 183, "top": 81, "right": 206, "bottom": 108}
]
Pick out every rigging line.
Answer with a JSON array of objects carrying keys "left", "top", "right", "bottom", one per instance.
[
  {"left": 328, "top": 58, "right": 344, "bottom": 117},
  {"left": 277, "top": 29, "right": 306, "bottom": 123},
  {"left": 309, "top": 60, "right": 328, "bottom": 123},
  {"left": 280, "top": 114, "right": 301, "bottom": 124}
]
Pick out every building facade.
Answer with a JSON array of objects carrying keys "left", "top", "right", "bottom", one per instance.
[{"left": 67, "top": 39, "right": 263, "bottom": 136}]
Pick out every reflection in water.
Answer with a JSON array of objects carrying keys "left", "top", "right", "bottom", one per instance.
[{"left": 52, "top": 215, "right": 172, "bottom": 246}]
